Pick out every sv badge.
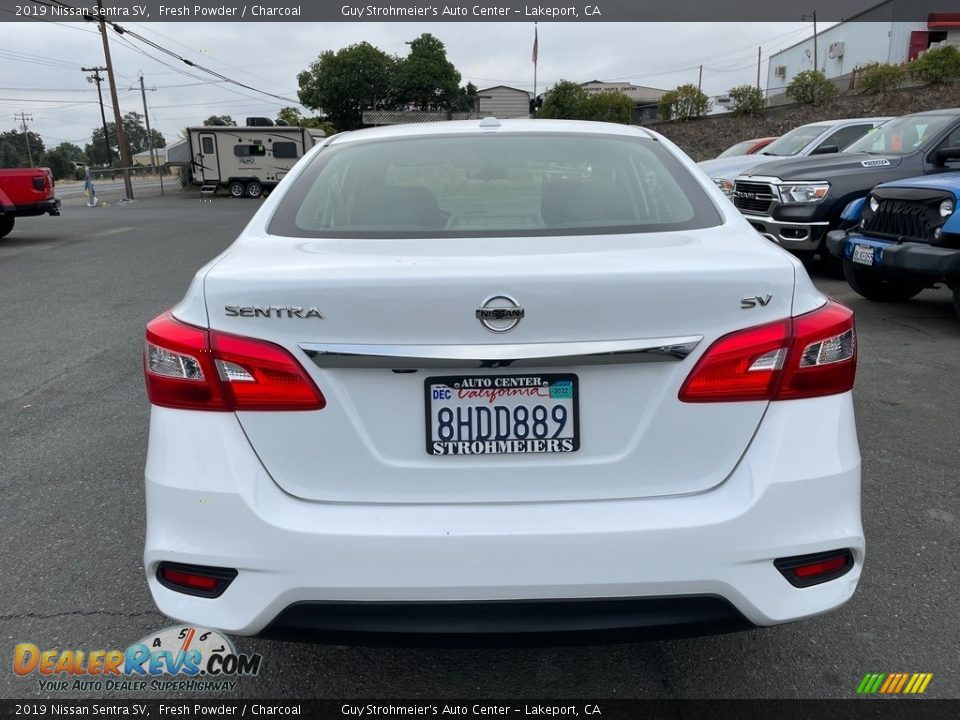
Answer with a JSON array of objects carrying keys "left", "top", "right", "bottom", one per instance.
[{"left": 741, "top": 295, "right": 773, "bottom": 309}]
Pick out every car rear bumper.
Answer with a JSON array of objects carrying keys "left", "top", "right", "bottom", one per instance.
[
  {"left": 742, "top": 214, "right": 830, "bottom": 251},
  {"left": 144, "top": 394, "right": 863, "bottom": 640},
  {"left": 3, "top": 197, "right": 61, "bottom": 217},
  {"left": 826, "top": 230, "right": 960, "bottom": 277}
]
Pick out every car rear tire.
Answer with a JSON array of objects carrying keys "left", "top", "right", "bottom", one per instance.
[
  {"left": 0, "top": 215, "right": 13, "bottom": 239},
  {"left": 952, "top": 285, "right": 960, "bottom": 320},
  {"left": 843, "top": 260, "right": 926, "bottom": 302},
  {"left": 229, "top": 181, "right": 246, "bottom": 198},
  {"left": 245, "top": 181, "right": 263, "bottom": 199}
]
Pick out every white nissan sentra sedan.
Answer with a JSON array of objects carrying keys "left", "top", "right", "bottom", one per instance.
[{"left": 143, "top": 118, "right": 862, "bottom": 644}]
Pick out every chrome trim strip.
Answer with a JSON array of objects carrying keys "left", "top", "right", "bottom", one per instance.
[
  {"left": 740, "top": 215, "right": 830, "bottom": 227},
  {"left": 300, "top": 337, "right": 703, "bottom": 369}
]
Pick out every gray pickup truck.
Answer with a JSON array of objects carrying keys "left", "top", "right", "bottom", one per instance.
[{"left": 731, "top": 109, "right": 960, "bottom": 272}]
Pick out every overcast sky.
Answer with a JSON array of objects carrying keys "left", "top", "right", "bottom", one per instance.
[{"left": 0, "top": 21, "right": 829, "bottom": 150}]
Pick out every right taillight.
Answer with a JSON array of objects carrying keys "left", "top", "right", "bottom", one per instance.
[
  {"left": 679, "top": 299, "right": 856, "bottom": 403},
  {"left": 144, "top": 312, "right": 325, "bottom": 411}
]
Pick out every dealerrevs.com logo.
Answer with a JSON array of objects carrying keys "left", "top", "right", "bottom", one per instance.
[{"left": 13, "top": 626, "right": 262, "bottom": 693}]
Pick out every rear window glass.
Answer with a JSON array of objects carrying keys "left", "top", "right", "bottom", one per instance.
[
  {"left": 268, "top": 133, "right": 721, "bottom": 238},
  {"left": 759, "top": 125, "right": 829, "bottom": 156}
]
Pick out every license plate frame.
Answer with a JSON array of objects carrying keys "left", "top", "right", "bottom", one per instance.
[
  {"left": 852, "top": 244, "right": 875, "bottom": 266},
  {"left": 424, "top": 373, "right": 580, "bottom": 456}
]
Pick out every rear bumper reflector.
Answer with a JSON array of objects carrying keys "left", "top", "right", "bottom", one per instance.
[
  {"left": 774, "top": 549, "right": 854, "bottom": 588},
  {"left": 156, "top": 562, "right": 238, "bottom": 598}
]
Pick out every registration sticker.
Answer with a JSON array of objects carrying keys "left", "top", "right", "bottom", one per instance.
[{"left": 425, "top": 374, "right": 579, "bottom": 456}]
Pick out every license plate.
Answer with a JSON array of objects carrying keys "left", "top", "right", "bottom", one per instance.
[
  {"left": 852, "top": 244, "right": 875, "bottom": 266},
  {"left": 425, "top": 374, "right": 579, "bottom": 456}
]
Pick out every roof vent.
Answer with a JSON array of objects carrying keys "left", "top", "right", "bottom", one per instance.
[{"left": 479, "top": 116, "right": 501, "bottom": 129}]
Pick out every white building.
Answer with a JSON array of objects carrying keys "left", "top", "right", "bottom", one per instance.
[
  {"left": 767, "top": 1, "right": 960, "bottom": 95},
  {"left": 475, "top": 86, "right": 531, "bottom": 119}
]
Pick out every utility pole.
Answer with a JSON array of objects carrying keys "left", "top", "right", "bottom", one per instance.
[
  {"left": 18, "top": 111, "right": 34, "bottom": 167},
  {"left": 698, "top": 65, "right": 703, "bottom": 92},
  {"left": 757, "top": 47, "right": 762, "bottom": 90},
  {"left": 803, "top": 11, "right": 819, "bottom": 72},
  {"left": 82, "top": 66, "right": 113, "bottom": 167},
  {"left": 95, "top": 0, "right": 133, "bottom": 200},
  {"left": 137, "top": 73, "right": 164, "bottom": 195},
  {"left": 138, "top": 74, "right": 156, "bottom": 166}
]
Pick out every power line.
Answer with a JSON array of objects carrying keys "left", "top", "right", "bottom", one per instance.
[{"left": 30, "top": 0, "right": 300, "bottom": 105}]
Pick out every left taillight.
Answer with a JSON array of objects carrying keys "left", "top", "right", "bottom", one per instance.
[{"left": 144, "top": 312, "right": 325, "bottom": 411}]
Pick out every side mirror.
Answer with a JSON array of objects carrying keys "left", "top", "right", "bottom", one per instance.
[
  {"left": 810, "top": 144, "right": 839, "bottom": 156},
  {"left": 930, "top": 147, "right": 960, "bottom": 166}
]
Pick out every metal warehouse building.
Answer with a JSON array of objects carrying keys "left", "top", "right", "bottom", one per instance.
[{"left": 767, "top": 1, "right": 960, "bottom": 95}]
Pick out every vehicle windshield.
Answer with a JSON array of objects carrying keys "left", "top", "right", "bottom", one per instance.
[
  {"left": 717, "top": 140, "right": 756, "bottom": 158},
  {"left": 268, "top": 133, "right": 721, "bottom": 238},
  {"left": 845, "top": 114, "right": 955, "bottom": 154},
  {"left": 758, "top": 125, "right": 829, "bottom": 156}
]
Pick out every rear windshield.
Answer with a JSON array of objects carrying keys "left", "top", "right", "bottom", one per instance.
[
  {"left": 268, "top": 133, "right": 721, "bottom": 238},
  {"left": 717, "top": 140, "right": 756, "bottom": 158},
  {"left": 757, "top": 125, "right": 829, "bottom": 157}
]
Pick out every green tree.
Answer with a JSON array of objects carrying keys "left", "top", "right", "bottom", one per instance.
[
  {"left": 85, "top": 112, "right": 164, "bottom": 166},
  {"left": 786, "top": 70, "right": 838, "bottom": 106},
  {"left": 202, "top": 115, "right": 236, "bottom": 126},
  {"left": 659, "top": 84, "right": 711, "bottom": 120},
  {"left": 395, "top": 33, "right": 461, "bottom": 111},
  {"left": 45, "top": 141, "right": 84, "bottom": 164},
  {"left": 539, "top": 80, "right": 589, "bottom": 119},
  {"left": 909, "top": 45, "right": 960, "bottom": 85},
  {"left": 0, "top": 129, "right": 45, "bottom": 167},
  {"left": 578, "top": 92, "right": 634, "bottom": 124},
  {"left": 43, "top": 148, "right": 75, "bottom": 180},
  {"left": 448, "top": 82, "right": 479, "bottom": 113},
  {"left": 297, "top": 42, "right": 399, "bottom": 131},
  {"left": 727, "top": 85, "right": 766, "bottom": 116}
]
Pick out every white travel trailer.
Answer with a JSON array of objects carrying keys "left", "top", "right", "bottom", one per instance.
[{"left": 184, "top": 125, "right": 325, "bottom": 198}]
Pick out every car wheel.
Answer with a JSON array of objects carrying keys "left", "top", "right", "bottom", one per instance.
[
  {"left": 842, "top": 261, "right": 926, "bottom": 302},
  {"left": 952, "top": 284, "right": 960, "bottom": 320},
  {"left": 0, "top": 215, "right": 13, "bottom": 239},
  {"left": 245, "top": 181, "right": 263, "bottom": 199},
  {"left": 229, "top": 181, "right": 246, "bottom": 198}
]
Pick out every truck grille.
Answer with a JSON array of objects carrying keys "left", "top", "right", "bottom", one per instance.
[
  {"left": 863, "top": 189, "right": 953, "bottom": 245},
  {"left": 733, "top": 181, "right": 777, "bottom": 215}
]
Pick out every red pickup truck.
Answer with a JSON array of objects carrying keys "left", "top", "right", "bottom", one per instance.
[{"left": 0, "top": 167, "right": 61, "bottom": 239}]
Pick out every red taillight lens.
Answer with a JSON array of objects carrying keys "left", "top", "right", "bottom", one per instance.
[
  {"left": 157, "top": 562, "right": 237, "bottom": 598},
  {"left": 774, "top": 550, "right": 853, "bottom": 588},
  {"left": 144, "top": 312, "right": 325, "bottom": 411},
  {"left": 679, "top": 300, "right": 856, "bottom": 403}
]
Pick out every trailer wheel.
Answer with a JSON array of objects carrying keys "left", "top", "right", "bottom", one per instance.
[
  {"left": 245, "top": 181, "right": 263, "bottom": 199},
  {"left": 228, "top": 181, "right": 246, "bottom": 198},
  {"left": 0, "top": 215, "right": 14, "bottom": 239}
]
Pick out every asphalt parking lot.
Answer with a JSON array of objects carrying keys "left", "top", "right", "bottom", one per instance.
[{"left": 1, "top": 190, "right": 958, "bottom": 700}]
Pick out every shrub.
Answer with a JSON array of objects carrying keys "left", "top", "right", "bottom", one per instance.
[
  {"left": 659, "top": 84, "right": 711, "bottom": 121},
  {"left": 909, "top": 45, "right": 960, "bottom": 85},
  {"left": 578, "top": 92, "right": 635, "bottom": 124},
  {"left": 786, "top": 70, "right": 838, "bottom": 106},
  {"left": 727, "top": 85, "right": 766, "bottom": 116},
  {"left": 540, "top": 80, "right": 589, "bottom": 119},
  {"left": 858, "top": 62, "right": 906, "bottom": 93}
]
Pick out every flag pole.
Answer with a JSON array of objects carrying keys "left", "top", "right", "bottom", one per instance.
[{"left": 532, "top": 22, "right": 538, "bottom": 116}]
